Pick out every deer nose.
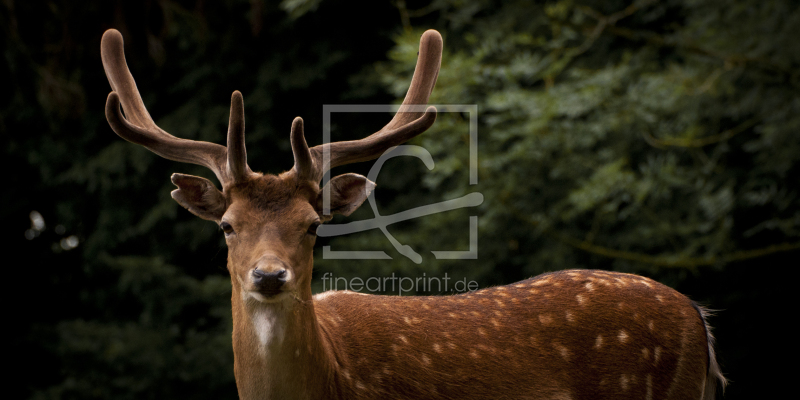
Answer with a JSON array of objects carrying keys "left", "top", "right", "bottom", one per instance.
[{"left": 251, "top": 269, "right": 287, "bottom": 295}]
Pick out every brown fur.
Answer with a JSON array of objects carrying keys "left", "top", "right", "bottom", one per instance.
[{"left": 310, "top": 269, "right": 716, "bottom": 400}]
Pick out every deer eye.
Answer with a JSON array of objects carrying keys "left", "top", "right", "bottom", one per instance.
[
  {"left": 220, "top": 221, "right": 235, "bottom": 235},
  {"left": 307, "top": 221, "right": 321, "bottom": 236}
]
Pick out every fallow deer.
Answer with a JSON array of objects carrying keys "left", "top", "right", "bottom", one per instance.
[{"left": 101, "top": 28, "right": 726, "bottom": 400}]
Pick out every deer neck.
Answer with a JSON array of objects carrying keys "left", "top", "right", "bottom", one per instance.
[{"left": 231, "top": 279, "right": 334, "bottom": 400}]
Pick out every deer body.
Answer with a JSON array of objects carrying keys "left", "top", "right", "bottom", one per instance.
[
  {"left": 99, "top": 28, "right": 725, "bottom": 400},
  {"left": 234, "top": 268, "right": 713, "bottom": 400}
]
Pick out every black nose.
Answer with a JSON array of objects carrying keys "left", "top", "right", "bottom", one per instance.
[{"left": 252, "top": 269, "right": 287, "bottom": 296}]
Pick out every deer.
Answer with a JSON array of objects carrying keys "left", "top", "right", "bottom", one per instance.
[{"left": 100, "top": 28, "right": 726, "bottom": 400}]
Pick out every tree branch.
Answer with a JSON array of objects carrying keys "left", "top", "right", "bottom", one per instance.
[
  {"left": 570, "top": 1, "right": 655, "bottom": 57},
  {"left": 551, "top": 230, "right": 800, "bottom": 268},
  {"left": 642, "top": 118, "right": 760, "bottom": 148},
  {"left": 601, "top": 25, "right": 799, "bottom": 85}
]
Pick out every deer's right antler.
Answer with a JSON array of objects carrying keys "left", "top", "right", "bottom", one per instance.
[
  {"left": 290, "top": 30, "right": 443, "bottom": 183},
  {"left": 101, "top": 29, "right": 252, "bottom": 186}
]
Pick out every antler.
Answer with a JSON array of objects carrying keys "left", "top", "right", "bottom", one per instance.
[
  {"left": 292, "top": 30, "right": 443, "bottom": 183},
  {"left": 101, "top": 29, "right": 251, "bottom": 186}
]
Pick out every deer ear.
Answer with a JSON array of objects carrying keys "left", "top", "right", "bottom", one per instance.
[
  {"left": 318, "top": 173, "right": 376, "bottom": 217},
  {"left": 170, "top": 173, "right": 227, "bottom": 221}
]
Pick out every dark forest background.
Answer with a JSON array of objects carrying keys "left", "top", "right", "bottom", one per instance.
[{"left": 4, "top": 0, "right": 798, "bottom": 398}]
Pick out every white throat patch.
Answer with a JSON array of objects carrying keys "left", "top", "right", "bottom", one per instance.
[
  {"left": 241, "top": 288, "right": 288, "bottom": 354},
  {"left": 252, "top": 306, "right": 285, "bottom": 350}
]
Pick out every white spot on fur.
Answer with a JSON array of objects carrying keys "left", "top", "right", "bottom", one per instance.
[
  {"left": 645, "top": 374, "right": 653, "bottom": 400},
  {"left": 655, "top": 295, "right": 664, "bottom": 303},
  {"left": 654, "top": 346, "right": 662, "bottom": 364},
  {"left": 398, "top": 335, "right": 408, "bottom": 344},
  {"left": 595, "top": 335, "right": 603, "bottom": 349},
  {"left": 584, "top": 282, "right": 595, "bottom": 291},
  {"left": 565, "top": 311, "right": 574, "bottom": 323},
  {"left": 422, "top": 354, "right": 431, "bottom": 365},
  {"left": 618, "top": 330, "right": 629, "bottom": 344},
  {"left": 576, "top": 294, "right": 586, "bottom": 305},
  {"left": 469, "top": 349, "right": 479, "bottom": 358},
  {"left": 553, "top": 343, "right": 571, "bottom": 360},
  {"left": 620, "top": 374, "right": 630, "bottom": 391},
  {"left": 477, "top": 344, "right": 494, "bottom": 354},
  {"left": 539, "top": 314, "right": 553, "bottom": 325},
  {"left": 433, "top": 343, "right": 442, "bottom": 353}
]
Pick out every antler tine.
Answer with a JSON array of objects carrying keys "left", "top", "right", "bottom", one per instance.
[
  {"left": 227, "top": 91, "right": 251, "bottom": 182},
  {"left": 384, "top": 29, "right": 442, "bottom": 131},
  {"left": 300, "top": 29, "right": 442, "bottom": 182},
  {"left": 291, "top": 117, "right": 316, "bottom": 181},
  {"left": 101, "top": 29, "right": 242, "bottom": 185}
]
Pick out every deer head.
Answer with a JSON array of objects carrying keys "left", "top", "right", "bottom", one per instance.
[{"left": 101, "top": 29, "right": 441, "bottom": 306}]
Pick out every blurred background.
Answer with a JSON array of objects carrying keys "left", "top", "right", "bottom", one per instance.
[{"left": 4, "top": 0, "right": 797, "bottom": 398}]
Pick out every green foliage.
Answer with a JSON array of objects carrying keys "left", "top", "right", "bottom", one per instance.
[
  {"left": 329, "top": 0, "right": 800, "bottom": 282},
  {"left": 41, "top": 257, "right": 234, "bottom": 400}
]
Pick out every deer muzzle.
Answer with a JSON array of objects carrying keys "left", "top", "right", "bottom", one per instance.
[{"left": 251, "top": 268, "right": 287, "bottom": 296}]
